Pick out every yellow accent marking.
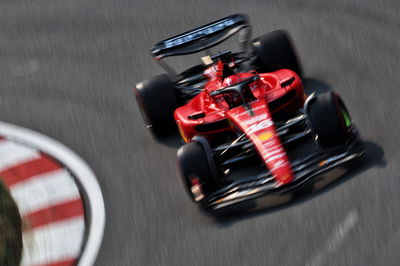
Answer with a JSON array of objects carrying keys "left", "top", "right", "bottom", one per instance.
[
  {"left": 258, "top": 131, "right": 273, "bottom": 141},
  {"left": 215, "top": 198, "right": 225, "bottom": 204},
  {"left": 177, "top": 121, "right": 189, "bottom": 143},
  {"left": 319, "top": 160, "right": 327, "bottom": 167}
]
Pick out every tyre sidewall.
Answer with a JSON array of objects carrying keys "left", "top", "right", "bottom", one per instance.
[
  {"left": 307, "top": 91, "right": 352, "bottom": 147},
  {"left": 134, "top": 74, "right": 178, "bottom": 138},
  {"left": 252, "top": 30, "right": 302, "bottom": 76},
  {"left": 177, "top": 141, "right": 217, "bottom": 201}
]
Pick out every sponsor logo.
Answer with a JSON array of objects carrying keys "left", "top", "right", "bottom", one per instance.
[
  {"left": 262, "top": 147, "right": 284, "bottom": 157},
  {"left": 246, "top": 119, "right": 273, "bottom": 134},
  {"left": 163, "top": 18, "right": 235, "bottom": 49},
  {"left": 262, "top": 140, "right": 276, "bottom": 147},
  {"left": 265, "top": 153, "right": 286, "bottom": 162},
  {"left": 270, "top": 159, "right": 289, "bottom": 171},
  {"left": 243, "top": 114, "right": 267, "bottom": 126},
  {"left": 262, "top": 146, "right": 288, "bottom": 170},
  {"left": 258, "top": 131, "right": 273, "bottom": 141}
]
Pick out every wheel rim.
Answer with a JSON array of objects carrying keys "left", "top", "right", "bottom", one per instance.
[{"left": 189, "top": 176, "right": 205, "bottom": 202}]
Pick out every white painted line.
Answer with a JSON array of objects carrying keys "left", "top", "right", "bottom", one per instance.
[
  {"left": 10, "top": 169, "right": 80, "bottom": 215},
  {"left": 0, "top": 140, "right": 40, "bottom": 171},
  {"left": 0, "top": 121, "right": 105, "bottom": 266},
  {"left": 21, "top": 217, "right": 85, "bottom": 266},
  {"left": 306, "top": 210, "right": 358, "bottom": 266}
]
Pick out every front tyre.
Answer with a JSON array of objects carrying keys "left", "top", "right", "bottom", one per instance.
[
  {"left": 177, "top": 141, "right": 218, "bottom": 202},
  {"left": 307, "top": 91, "right": 354, "bottom": 147},
  {"left": 133, "top": 74, "right": 178, "bottom": 138}
]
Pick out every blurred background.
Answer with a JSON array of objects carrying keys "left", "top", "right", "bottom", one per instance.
[{"left": 0, "top": 0, "right": 399, "bottom": 265}]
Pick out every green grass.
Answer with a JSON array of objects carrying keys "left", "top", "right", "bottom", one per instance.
[{"left": 0, "top": 181, "right": 22, "bottom": 266}]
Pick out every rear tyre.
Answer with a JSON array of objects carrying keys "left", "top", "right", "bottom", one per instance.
[
  {"left": 252, "top": 30, "right": 302, "bottom": 76},
  {"left": 133, "top": 74, "right": 178, "bottom": 138},
  {"left": 307, "top": 91, "right": 354, "bottom": 147},
  {"left": 177, "top": 141, "right": 218, "bottom": 202}
]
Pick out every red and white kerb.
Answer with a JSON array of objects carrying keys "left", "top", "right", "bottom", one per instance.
[{"left": 0, "top": 137, "right": 85, "bottom": 266}]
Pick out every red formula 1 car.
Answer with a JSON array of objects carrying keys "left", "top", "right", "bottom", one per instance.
[{"left": 134, "top": 14, "right": 364, "bottom": 211}]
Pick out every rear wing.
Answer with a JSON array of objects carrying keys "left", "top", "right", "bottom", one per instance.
[{"left": 150, "top": 14, "right": 250, "bottom": 59}]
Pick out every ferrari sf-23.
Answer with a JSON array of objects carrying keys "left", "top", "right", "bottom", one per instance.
[{"left": 133, "top": 14, "right": 364, "bottom": 211}]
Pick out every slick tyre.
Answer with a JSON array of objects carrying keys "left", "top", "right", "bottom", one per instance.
[
  {"left": 133, "top": 74, "right": 178, "bottom": 138},
  {"left": 307, "top": 91, "right": 354, "bottom": 147},
  {"left": 252, "top": 30, "right": 302, "bottom": 77},
  {"left": 177, "top": 141, "right": 218, "bottom": 202}
]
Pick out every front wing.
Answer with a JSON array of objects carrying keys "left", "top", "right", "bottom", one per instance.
[{"left": 202, "top": 140, "right": 364, "bottom": 210}]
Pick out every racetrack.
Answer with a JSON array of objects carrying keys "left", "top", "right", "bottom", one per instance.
[{"left": 1, "top": 0, "right": 399, "bottom": 265}]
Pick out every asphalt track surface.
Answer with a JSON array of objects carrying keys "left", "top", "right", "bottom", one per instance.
[{"left": 1, "top": 1, "right": 399, "bottom": 265}]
